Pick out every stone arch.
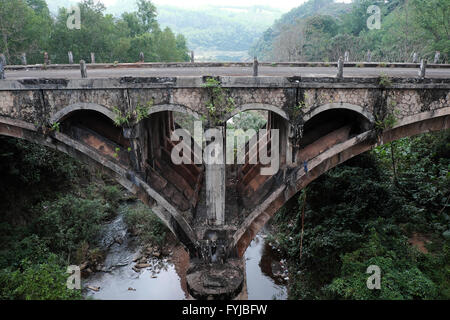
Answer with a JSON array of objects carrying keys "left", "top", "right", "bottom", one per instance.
[
  {"left": 0, "top": 116, "right": 198, "bottom": 253},
  {"left": 51, "top": 103, "right": 116, "bottom": 124},
  {"left": 230, "top": 107, "right": 450, "bottom": 257},
  {"left": 303, "top": 103, "right": 375, "bottom": 123},
  {"left": 222, "top": 103, "right": 290, "bottom": 122}
]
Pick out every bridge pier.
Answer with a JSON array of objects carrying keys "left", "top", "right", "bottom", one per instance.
[
  {"left": 205, "top": 126, "right": 226, "bottom": 226},
  {"left": 186, "top": 258, "right": 245, "bottom": 300}
]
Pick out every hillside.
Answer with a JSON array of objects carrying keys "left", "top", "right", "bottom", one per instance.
[
  {"left": 157, "top": 5, "right": 283, "bottom": 61},
  {"left": 251, "top": 0, "right": 450, "bottom": 63},
  {"left": 250, "top": 0, "right": 351, "bottom": 60}
]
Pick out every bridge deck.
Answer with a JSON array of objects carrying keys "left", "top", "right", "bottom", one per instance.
[{"left": 5, "top": 66, "right": 450, "bottom": 80}]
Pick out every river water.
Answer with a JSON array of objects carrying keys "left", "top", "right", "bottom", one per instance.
[{"left": 83, "top": 204, "right": 288, "bottom": 300}]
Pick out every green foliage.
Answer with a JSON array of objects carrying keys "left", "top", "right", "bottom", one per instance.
[
  {"left": 0, "top": 254, "right": 82, "bottom": 300},
  {"left": 270, "top": 130, "right": 450, "bottom": 299},
  {"left": 254, "top": 0, "right": 450, "bottom": 62},
  {"left": 113, "top": 100, "right": 152, "bottom": 127},
  {"left": 33, "top": 195, "right": 107, "bottom": 257},
  {"left": 378, "top": 73, "right": 393, "bottom": 87},
  {"left": 100, "top": 185, "right": 123, "bottom": 210},
  {"left": 123, "top": 203, "right": 168, "bottom": 248},
  {"left": 113, "top": 107, "right": 132, "bottom": 127},
  {"left": 0, "top": 0, "right": 189, "bottom": 65},
  {"left": 324, "top": 229, "right": 439, "bottom": 300},
  {"left": 50, "top": 122, "right": 60, "bottom": 132},
  {"left": 136, "top": 100, "right": 153, "bottom": 122},
  {"left": 202, "top": 77, "right": 236, "bottom": 125},
  {"left": 0, "top": 136, "right": 125, "bottom": 300}
]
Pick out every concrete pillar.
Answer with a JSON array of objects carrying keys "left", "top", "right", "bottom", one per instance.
[
  {"left": 139, "top": 52, "right": 144, "bottom": 63},
  {"left": 80, "top": 60, "right": 87, "bottom": 78},
  {"left": 0, "top": 54, "right": 6, "bottom": 66},
  {"left": 0, "top": 60, "right": 5, "bottom": 80},
  {"left": 434, "top": 51, "right": 440, "bottom": 64},
  {"left": 90, "top": 52, "right": 95, "bottom": 64},
  {"left": 337, "top": 56, "right": 344, "bottom": 79},
  {"left": 68, "top": 51, "right": 74, "bottom": 64},
  {"left": 253, "top": 56, "right": 258, "bottom": 77},
  {"left": 418, "top": 59, "right": 427, "bottom": 78},
  {"left": 344, "top": 51, "right": 349, "bottom": 62},
  {"left": 44, "top": 52, "right": 49, "bottom": 65},
  {"left": 205, "top": 126, "right": 225, "bottom": 226},
  {"left": 366, "top": 50, "right": 371, "bottom": 62},
  {"left": 190, "top": 51, "right": 194, "bottom": 63},
  {"left": 412, "top": 52, "right": 418, "bottom": 63}
]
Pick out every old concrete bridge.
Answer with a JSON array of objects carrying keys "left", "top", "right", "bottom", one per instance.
[{"left": 1, "top": 63, "right": 449, "bottom": 298}]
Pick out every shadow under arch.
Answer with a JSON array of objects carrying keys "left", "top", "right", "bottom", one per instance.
[
  {"left": 230, "top": 107, "right": 450, "bottom": 257},
  {"left": 51, "top": 103, "right": 117, "bottom": 124},
  {"left": 52, "top": 103, "right": 202, "bottom": 125},
  {"left": 303, "top": 103, "right": 375, "bottom": 124}
]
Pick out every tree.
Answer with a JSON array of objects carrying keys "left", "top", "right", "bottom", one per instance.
[
  {"left": 136, "top": 0, "right": 158, "bottom": 33},
  {"left": 410, "top": 0, "right": 450, "bottom": 58},
  {"left": 0, "top": 0, "right": 51, "bottom": 64}
]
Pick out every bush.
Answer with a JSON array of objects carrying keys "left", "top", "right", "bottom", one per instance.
[
  {"left": 0, "top": 254, "right": 82, "bottom": 300},
  {"left": 324, "top": 230, "right": 438, "bottom": 300},
  {"left": 33, "top": 195, "right": 107, "bottom": 258},
  {"left": 124, "top": 203, "right": 168, "bottom": 248}
]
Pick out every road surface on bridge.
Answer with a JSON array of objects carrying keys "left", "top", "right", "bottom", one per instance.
[{"left": 5, "top": 66, "right": 450, "bottom": 80}]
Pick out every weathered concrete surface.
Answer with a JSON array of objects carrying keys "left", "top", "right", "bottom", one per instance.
[
  {"left": 4, "top": 66, "right": 450, "bottom": 80},
  {"left": 0, "top": 71, "right": 449, "bottom": 298},
  {"left": 186, "top": 259, "right": 244, "bottom": 300}
]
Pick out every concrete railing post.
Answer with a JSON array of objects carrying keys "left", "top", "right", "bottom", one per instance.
[
  {"left": 0, "top": 61, "right": 5, "bottom": 80},
  {"left": 80, "top": 60, "right": 87, "bottom": 78},
  {"left": 344, "top": 51, "right": 349, "bottom": 62},
  {"left": 139, "top": 52, "right": 144, "bottom": 63},
  {"left": 434, "top": 51, "right": 440, "bottom": 64},
  {"left": 90, "top": 52, "right": 95, "bottom": 64},
  {"left": 21, "top": 53, "right": 27, "bottom": 65},
  {"left": 68, "top": 51, "right": 73, "bottom": 64},
  {"left": 412, "top": 52, "right": 418, "bottom": 63},
  {"left": 253, "top": 56, "right": 258, "bottom": 77},
  {"left": 190, "top": 51, "right": 194, "bottom": 63},
  {"left": 337, "top": 57, "right": 344, "bottom": 79},
  {"left": 366, "top": 50, "right": 371, "bottom": 62},
  {"left": 0, "top": 53, "right": 6, "bottom": 66},
  {"left": 418, "top": 59, "right": 427, "bottom": 78},
  {"left": 44, "top": 52, "right": 49, "bottom": 65}
]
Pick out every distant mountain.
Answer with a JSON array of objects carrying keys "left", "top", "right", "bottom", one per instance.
[
  {"left": 157, "top": 5, "right": 283, "bottom": 61},
  {"left": 46, "top": 1, "right": 283, "bottom": 61},
  {"left": 250, "top": 0, "right": 351, "bottom": 60}
]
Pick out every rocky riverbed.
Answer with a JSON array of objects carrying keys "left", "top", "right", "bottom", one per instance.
[{"left": 82, "top": 202, "right": 288, "bottom": 300}]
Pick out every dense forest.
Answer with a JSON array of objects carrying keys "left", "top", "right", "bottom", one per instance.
[
  {"left": 269, "top": 131, "right": 450, "bottom": 299},
  {"left": 251, "top": 0, "right": 450, "bottom": 63},
  {"left": 0, "top": 0, "right": 190, "bottom": 65}
]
